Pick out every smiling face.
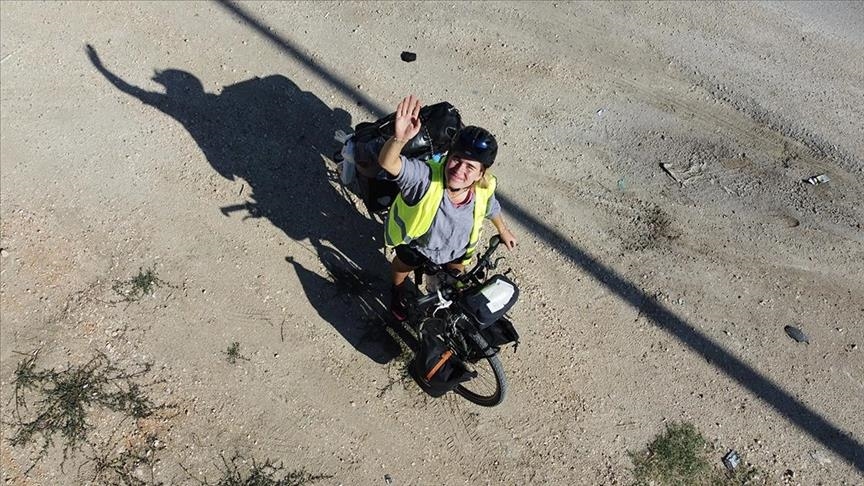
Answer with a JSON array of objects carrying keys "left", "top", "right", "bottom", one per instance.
[{"left": 445, "top": 155, "right": 485, "bottom": 191}]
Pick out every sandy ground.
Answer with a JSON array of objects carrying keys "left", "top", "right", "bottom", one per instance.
[{"left": 1, "top": 1, "right": 863, "bottom": 484}]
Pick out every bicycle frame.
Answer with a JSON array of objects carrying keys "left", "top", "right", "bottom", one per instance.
[
  {"left": 400, "top": 236, "right": 513, "bottom": 406},
  {"left": 403, "top": 235, "right": 505, "bottom": 352}
]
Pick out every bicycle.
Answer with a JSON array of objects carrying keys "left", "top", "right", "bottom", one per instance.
[{"left": 398, "top": 235, "right": 520, "bottom": 407}]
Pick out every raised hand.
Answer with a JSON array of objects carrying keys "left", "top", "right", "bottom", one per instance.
[
  {"left": 393, "top": 95, "right": 422, "bottom": 142},
  {"left": 498, "top": 227, "right": 517, "bottom": 250}
]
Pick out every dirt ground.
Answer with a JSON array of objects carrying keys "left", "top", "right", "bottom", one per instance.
[{"left": 1, "top": 1, "right": 862, "bottom": 484}]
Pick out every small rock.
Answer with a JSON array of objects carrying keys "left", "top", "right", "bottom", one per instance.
[
  {"left": 784, "top": 325, "right": 809, "bottom": 344},
  {"left": 400, "top": 51, "right": 417, "bottom": 62},
  {"left": 0, "top": 248, "right": 8, "bottom": 257}
]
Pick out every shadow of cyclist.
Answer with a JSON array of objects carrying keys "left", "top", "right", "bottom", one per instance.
[{"left": 86, "top": 44, "right": 400, "bottom": 364}]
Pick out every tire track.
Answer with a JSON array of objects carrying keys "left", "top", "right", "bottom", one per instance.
[
  {"left": 609, "top": 62, "right": 861, "bottom": 184},
  {"left": 599, "top": 67, "right": 863, "bottom": 234}
]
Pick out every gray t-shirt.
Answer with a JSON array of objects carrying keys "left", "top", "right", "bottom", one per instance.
[{"left": 392, "top": 156, "right": 501, "bottom": 264}]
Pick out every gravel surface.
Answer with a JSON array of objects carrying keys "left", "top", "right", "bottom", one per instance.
[{"left": 2, "top": 2, "right": 862, "bottom": 484}]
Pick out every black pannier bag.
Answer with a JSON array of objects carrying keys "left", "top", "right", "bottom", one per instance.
[
  {"left": 459, "top": 275, "right": 519, "bottom": 328},
  {"left": 480, "top": 316, "right": 520, "bottom": 354},
  {"left": 340, "top": 102, "right": 464, "bottom": 215},
  {"left": 412, "top": 318, "right": 476, "bottom": 397}
]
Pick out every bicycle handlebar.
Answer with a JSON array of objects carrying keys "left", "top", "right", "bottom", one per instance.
[
  {"left": 446, "top": 235, "right": 503, "bottom": 286},
  {"left": 473, "top": 235, "right": 501, "bottom": 272},
  {"left": 413, "top": 235, "right": 505, "bottom": 310}
]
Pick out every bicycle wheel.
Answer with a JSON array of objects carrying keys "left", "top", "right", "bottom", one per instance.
[{"left": 455, "top": 331, "right": 508, "bottom": 406}]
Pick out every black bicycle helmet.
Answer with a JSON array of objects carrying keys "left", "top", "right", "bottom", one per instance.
[{"left": 449, "top": 126, "right": 498, "bottom": 167}]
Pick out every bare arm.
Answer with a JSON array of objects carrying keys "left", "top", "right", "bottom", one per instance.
[
  {"left": 489, "top": 213, "right": 517, "bottom": 250},
  {"left": 378, "top": 137, "right": 408, "bottom": 177},
  {"left": 378, "top": 95, "right": 422, "bottom": 177}
]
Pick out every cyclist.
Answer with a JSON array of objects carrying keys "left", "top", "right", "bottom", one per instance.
[{"left": 378, "top": 95, "right": 517, "bottom": 320}]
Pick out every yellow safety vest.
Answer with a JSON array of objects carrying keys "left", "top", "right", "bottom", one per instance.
[{"left": 385, "top": 158, "right": 497, "bottom": 264}]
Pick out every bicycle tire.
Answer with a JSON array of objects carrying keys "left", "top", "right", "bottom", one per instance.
[{"left": 455, "top": 331, "right": 507, "bottom": 406}]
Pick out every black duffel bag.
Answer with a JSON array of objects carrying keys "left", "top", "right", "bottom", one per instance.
[{"left": 347, "top": 102, "right": 463, "bottom": 214}]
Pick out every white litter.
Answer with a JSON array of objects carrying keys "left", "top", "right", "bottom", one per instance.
[{"left": 806, "top": 174, "right": 830, "bottom": 185}]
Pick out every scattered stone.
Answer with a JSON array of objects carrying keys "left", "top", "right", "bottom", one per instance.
[
  {"left": 777, "top": 214, "right": 800, "bottom": 228},
  {"left": 809, "top": 449, "right": 832, "bottom": 465},
  {"left": 0, "top": 248, "right": 8, "bottom": 257},
  {"left": 400, "top": 51, "right": 417, "bottom": 62},
  {"left": 784, "top": 325, "right": 809, "bottom": 344}
]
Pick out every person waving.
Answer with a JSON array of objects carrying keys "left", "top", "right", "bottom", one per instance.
[{"left": 378, "top": 95, "right": 516, "bottom": 320}]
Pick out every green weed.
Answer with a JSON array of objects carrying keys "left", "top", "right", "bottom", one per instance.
[
  {"left": 8, "top": 350, "right": 160, "bottom": 469},
  {"left": 187, "top": 453, "right": 331, "bottom": 486},
  {"left": 84, "top": 432, "right": 164, "bottom": 486},
  {"left": 112, "top": 266, "right": 166, "bottom": 302},
  {"left": 630, "top": 422, "right": 765, "bottom": 486},
  {"left": 224, "top": 342, "right": 249, "bottom": 365}
]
